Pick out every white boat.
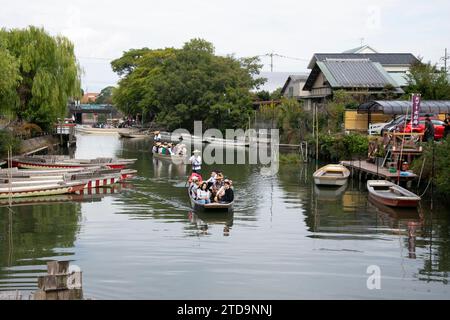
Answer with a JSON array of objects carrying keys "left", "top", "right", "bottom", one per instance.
[
  {"left": 76, "top": 125, "right": 135, "bottom": 135},
  {"left": 313, "top": 164, "right": 350, "bottom": 186},
  {"left": 0, "top": 180, "right": 86, "bottom": 199},
  {"left": 204, "top": 136, "right": 249, "bottom": 147}
]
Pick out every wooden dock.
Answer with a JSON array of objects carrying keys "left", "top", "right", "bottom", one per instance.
[{"left": 341, "top": 160, "right": 417, "bottom": 181}]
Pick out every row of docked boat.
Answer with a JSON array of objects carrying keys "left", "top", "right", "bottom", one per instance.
[
  {"left": 0, "top": 156, "right": 137, "bottom": 200},
  {"left": 313, "top": 163, "right": 421, "bottom": 208},
  {"left": 9, "top": 155, "right": 135, "bottom": 170}
]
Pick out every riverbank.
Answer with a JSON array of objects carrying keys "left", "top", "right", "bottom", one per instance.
[{"left": 19, "top": 135, "right": 60, "bottom": 155}]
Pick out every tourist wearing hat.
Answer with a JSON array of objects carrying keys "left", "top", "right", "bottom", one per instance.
[
  {"left": 153, "top": 130, "right": 161, "bottom": 142},
  {"left": 189, "top": 149, "right": 202, "bottom": 174}
]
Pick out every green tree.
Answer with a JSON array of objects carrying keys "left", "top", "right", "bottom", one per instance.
[
  {"left": 111, "top": 39, "right": 265, "bottom": 131},
  {"left": 404, "top": 59, "right": 450, "bottom": 99},
  {"left": 95, "top": 86, "right": 114, "bottom": 104},
  {"left": 0, "top": 39, "right": 21, "bottom": 117},
  {"left": 0, "top": 26, "right": 81, "bottom": 130}
]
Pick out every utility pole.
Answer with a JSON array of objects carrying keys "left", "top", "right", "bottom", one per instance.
[
  {"left": 441, "top": 48, "right": 450, "bottom": 74},
  {"left": 269, "top": 52, "right": 274, "bottom": 72}
]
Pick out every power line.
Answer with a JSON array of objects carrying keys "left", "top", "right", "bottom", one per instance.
[{"left": 257, "top": 52, "right": 309, "bottom": 72}]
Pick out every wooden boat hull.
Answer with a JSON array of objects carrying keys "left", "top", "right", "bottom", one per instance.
[
  {"left": 188, "top": 189, "right": 233, "bottom": 213},
  {"left": 0, "top": 181, "right": 86, "bottom": 199},
  {"left": 313, "top": 164, "right": 350, "bottom": 186},
  {"left": 119, "top": 132, "right": 149, "bottom": 139},
  {"left": 152, "top": 151, "right": 188, "bottom": 163},
  {"left": 367, "top": 180, "right": 421, "bottom": 208},
  {"left": 313, "top": 177, "right": 348, "bottom": 186},
  {"left": 76, "top": 126, "right": 133, "bottom": 135},
  {"left": 10, "top": 156, "right": 134, "bottom": 170},
  {"left": 368, "top": 192, "right": 419, "bottom": 207}
]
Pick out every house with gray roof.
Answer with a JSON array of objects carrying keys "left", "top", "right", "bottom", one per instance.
[
  {"left": 280, "top": 73, "right": 310, "bottom": 99},
  {"left": 301, "top": 49, "right": 419, "bottom": 109}
]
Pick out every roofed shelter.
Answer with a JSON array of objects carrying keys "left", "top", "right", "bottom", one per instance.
[{"left": 356, "top": 100, "right": 450, "bottom": 130}]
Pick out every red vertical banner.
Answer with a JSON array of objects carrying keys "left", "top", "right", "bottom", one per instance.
[{"left": 411, "top": 94, "right": 421, "bottom": 128}]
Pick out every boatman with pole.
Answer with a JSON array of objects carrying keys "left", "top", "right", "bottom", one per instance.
[{"left": 189, "top": 150, "right": 202, "bottom": 174}]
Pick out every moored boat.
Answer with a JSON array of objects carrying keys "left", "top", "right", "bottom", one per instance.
[
  {"left": 10, "top": 156, "right": 136, "bottom": 170},
  {"left": 313, "top": 164, "right": 350, "bottom": 186},
  {"left": 203, "top": 136, "right": 249, "bottom": 147},
  {"left": 0, "top": 167, "right": 137, "bottom": 189},
  {"left": 367, "top": 180, "right": 421, "bottom": 207},
  {"left": 119, "top": 131, "right": 150, "bottom": 139},
  {"left": 76, "top": 125, "right": 135, "bottom": 135},
  {"left": 0, "top": 180, "right": 86, "bottom": 199}
]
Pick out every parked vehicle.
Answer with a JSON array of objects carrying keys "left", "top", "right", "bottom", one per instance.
[
  {"left": 380, "top": 115, "right": 406, "bottom": 136},
  {"left": 368, "top": 121, "right": 391, "bottom": 135},
  {"left": 396, "top": 116, "right": 445, "bottom": 140}
]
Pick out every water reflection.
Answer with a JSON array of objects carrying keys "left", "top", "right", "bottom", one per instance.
[{"left": 187, "top": 211, "right": 234, "bottom": 237}]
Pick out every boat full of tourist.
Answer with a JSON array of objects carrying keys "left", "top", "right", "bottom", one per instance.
[
  {"left": 187, "top": 171, "right": 234, "bottom": 212},
  {"left": 151, "top": 142, "right": 189, "bottom": 162}
]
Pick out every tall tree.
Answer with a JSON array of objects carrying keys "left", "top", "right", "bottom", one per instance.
[
  {"left": 0, "top": 26, "right": 81, "bottom": 130},
  {"left": 111, "top": 39, "right": 265, "bottom": 131},
  {"left": 404, "top": 60, "right": 450, "bottom": 99},
  {"left": 95, "top": 86, "right": 114, "bottom": 104}
]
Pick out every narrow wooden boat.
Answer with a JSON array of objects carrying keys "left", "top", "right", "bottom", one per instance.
[
  {"left": 188, "top": 189, "right": 234, "bottom": 212},
  {"left": 0, "top": 185, "right": 122, "bottom": 207},
  {"left": 0, "top": 168, "right": 137, "bottom": 189},
  {"left": 367, "top": 180, "right": 421, "bottom": 207},
  {"left": 313, "top": 164, "right": 350, "bottom": 186},
  {"left": 0, "top": 167, "right": 136, "bottom": 181},
  {"left": 119, "top": 131, "right": 150, "bottom": 139},
  {"left": 0, "top": 180, "right": 86, "bottom": 199},
  {"left": 187, "top": 174, "right": 234, "bottom": 212},
  {"left": 76, "top": 126, "right": 134, "bottom": 135},
  {"left": 204, "top": 137, "right": 249, "bottom": 147},
  {"left": 152, "top": 151, "right": 188, "bottom": 163},
  {"left": 10, "top": 156, "right": 135, "bottom": 170}
]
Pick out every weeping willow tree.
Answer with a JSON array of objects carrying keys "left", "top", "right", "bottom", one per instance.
[{"left": 0, "top": 26, "right": 81, "bottom": 130}]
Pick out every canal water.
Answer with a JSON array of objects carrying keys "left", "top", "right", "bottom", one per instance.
[{"left": 0, "top": 134, "right": 449, "bottom": 299}]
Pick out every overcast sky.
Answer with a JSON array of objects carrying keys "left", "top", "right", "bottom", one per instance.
[{"left": 1, "top": 0, "right": 449, "bottom": 92}]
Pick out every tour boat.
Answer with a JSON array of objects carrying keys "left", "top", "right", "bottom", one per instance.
[
  {"left": 10, "top": 156, "right": 136, "bottom": 170},
  {"left": 0, "top": 180, "right": 86, "bottom": 199},
  {"left": 152, "top": 151, "right": 188, "bottom": 163},
  {"left": 187, "top": 174, "right": 234, "bottom": 213},
  {"left": 313, "top": 164, "right": 350, "bottom": 186},
  {"left": 366, "top": 180, "right": 421, "bottom": 207}
]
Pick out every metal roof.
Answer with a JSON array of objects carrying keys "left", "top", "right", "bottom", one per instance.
[
  {"left": 303, "top": 59, "right": 403, "bottom": 92},
  {"left": 358, "top": 100, "right": 450, "bottom": 115},
  {"left": 307, "top": 53, "right": 419, "bottom": 69}
]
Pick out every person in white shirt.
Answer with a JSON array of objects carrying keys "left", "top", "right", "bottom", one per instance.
[
  {"left": 196, "top": 182, "right": 211, "bottom": 204},
  {"left": 189, "top": 150, "right": 202, "bottom": 174}
]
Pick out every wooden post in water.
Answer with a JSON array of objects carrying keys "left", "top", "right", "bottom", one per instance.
[{"left": 31, "top": 261, "right": 83, "bottom": 300}]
